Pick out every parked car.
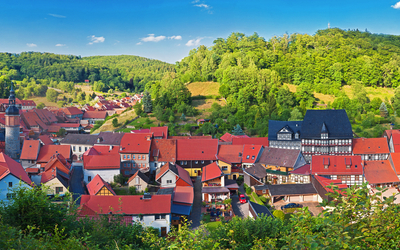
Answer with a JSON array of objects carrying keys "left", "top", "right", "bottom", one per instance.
[
  {"left": 239, "top": 194, "right": 247, "bottom": 204},
  {"left": 281, "top": 203, "right": 301, "bottom": 210}
]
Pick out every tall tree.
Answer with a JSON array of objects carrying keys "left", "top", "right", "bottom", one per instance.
[
  {"left": 143, "top": 90, "right": 152, "bottom": 113},
  {"left": 232, "top": 124, "right": 245, "bottom": 135}
]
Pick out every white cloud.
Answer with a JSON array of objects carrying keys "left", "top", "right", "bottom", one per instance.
[
  {"left": 195, "top": 3, "right": 209, "bottom": 8},
  {"left": 169, "top": 35, "right": 182, "bottom": 40},
  {"left": 136, "top": 42, "right": 142, "bottom": 45},
  {"left": 192, "top": 0, "right": 200, "bottom": 3},
  {"left": 185, "top": 38, "right": 203, "bottom": 47},
  {"left": 88, "top": 35, "right": 105, "bottom": 45},
  {"left": 26, "top": 43, "right": 37, "bottom": 47},
  {"left": 141, "top": 34, "right": 166, "bottom": 42},
  {"left": 55, "top": 44, "right": 66, "bottom": 47},
  {"left": 49, "top": 13, "right": 66, "bottom": 18},
  {"left": 392, "top": 1, "right": 400, "bottom": 9}
]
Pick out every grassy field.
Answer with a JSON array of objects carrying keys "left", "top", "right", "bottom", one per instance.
[
  {"left": 285, "top": 83, "right": 395, "bottom": 104},
  {"left": 75, "top": 84, "right": 124, "bottom": 96},
  {"left": 91, "top": 109, "right": 137, "bottom": 133},
  {"left": 187, "top": 82, "right": 220, "bottom": 97},
  {"left": 30, "top": 96, "right": 58, "bottom": 107},
  {"left": 117, "top": 116, "right": 158, "bottom": 133},
  {"left": 192, "top": 98, "right": 226, "bottom": 110}
]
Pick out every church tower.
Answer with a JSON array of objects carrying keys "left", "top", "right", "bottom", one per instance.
[{"left": 5, "top": 83, "right": 21, "bottom": 160}]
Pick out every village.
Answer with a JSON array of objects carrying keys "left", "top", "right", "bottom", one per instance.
[{"left": 1, "top": 85, "right": 400, "bottom": 236}]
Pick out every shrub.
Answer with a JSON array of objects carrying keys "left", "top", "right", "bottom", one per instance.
[
  {"left": 272, "top": 210, "right": 285, "bottom": 221},
  {"left": 129, "top": 186, "right": 137, "bottom": 195},
  {"left": 224, "top": 199, "right": 232, "bottom": 205},
  {"left": 113, "top": 174, "right": 128, "bottom": 186},
  {"left": 283, "top": 207, "right": 299, "bottom": 214},
  {"left": 259, "top": 196, "right": 268, "bottom": 203},
  {"left": 246, "top": 187, "right": 252, "bottom": 195},
  {"left": 112, "top": 118, "right": 119, "bottom": 127}
]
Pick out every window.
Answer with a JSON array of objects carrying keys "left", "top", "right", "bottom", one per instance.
[
  {"left": 155, "top": 214, "right": 166, "bottom": 220},
  {"left": 88, "top": 176, "right": 92, "bottom": 182},
  {"left": 85, "top": 147, "right": 87, "bottom": 152},
  {"left": 136, "top": 177, "right": 140, "bottom": 184},
  {"left": 201, "top": 161, "right": 204, "bottom": 164},
  {"left": 138, "top": 155, "right": 141, "bottom": 160},
  {"left": 8, "top": 182, "right": 12, "bottom": 188},
  {"left": 324, "top": 165, "right": 328, "bottom": 169},
  {"left": 262, "top": 189, "right": 266, "bottom": 193},
  {"left": 132, "top": 155, "right": 136, "bottom": 159},
  {"left": 136, "top": 185, "right": 141, "bottom": 191},
  {"left": 127, "top": 155, "right": 130, "bottom": 159},
  {"left": 222, "top": 166, "right": 228, "bottom": 171},
  {"left": 246, "top": 155, "right": 250, "bottom": 159},
  {"left": 124, "top": 155, "right": 126, "bottom": 159},
  {"left": 251, "top": 156, "right": 255, "bottom": 160},
  {"left": 167, "top": 180, "right": 172, "bottom": 184},
  {"left": 195, "top": 161, "right": 198, "bottom": 164},
  {"left": 79, "top": 147, "right": 81, "bottom": 152},
  {"left": 55, "top": 187, "right": 63, "bottom": 194},
  {"left": 125, "top": 170, "right": 130, "bottom": 175},
  {"left": 194, "top": 170, "right": 197, "bottom": 173},
  {"left": 143, "top": 155, "right": 146, "bottom": 160},
  {"left": 73, "top": 146, "right": 76, "bottom": 151},
  {"left": 185, "top": 161, "right": 187, "bottom": 165},
  {"left": 6, "top": 193, "right": 15, "bottom": 200}
]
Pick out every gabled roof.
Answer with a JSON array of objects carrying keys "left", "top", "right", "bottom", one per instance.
[
  {"left": 128, "top": 171, "right": 150, "bottom": 185},
  {"left": 20, "top": 140, "right": 40, "bottom": 160},
  {"left": 390, "top": 153, "right": 400, "bottom": 173},
  {"left": 220, "top": 133, "right": 249, "bottom": 143},
  {"left": 352, "top": 138, "right": 390, "bottom": 155},
  {"left": 176, "top": 164, "right": 193, "bottom": 186},
  {"left": 364, "top": 160, "right": 400, "bottom": 184},
  {"left": 119, "top": 133, "right": 152, "bottom": 154},
  {"left": 79, "top": 194, "right": 172, "bottom": 215},
  {"left": 301, "top": 109, "right": 353, "bottom": 139},
  {"left": 83, "top": 146, "right": 120, "bottom": 170},
  {"left": 62, "top": 107, "right": 83, "bottom": 116},
  {"left": 313, "top": 175, "right": 348, "bottom": 192},
  {"left": 150, "top": 126, "right": 169, "bottom": 139},
  {"left": 43, "top": 153, "right": 71, "bottom": 174},
  {"left": 40, "top": 167, "right": 69, "bottom": 187},
  {"left": 290, "top": 164, "right": 311, "bottom": 175},
  {"left": 95, "top": 132, "right": 125, "bottom": 146},
  {"left": 312, "top": 155, "right": 363, "bottom": 175},
  {"left": 150, "top": 139, "right": 177, "bottom": 162},
  {"left": 87, "top": 174, "right": 116, "bottom": 195},
  {"left": 242, "top": 144, "right": 263, "bottom": 164},
  {"left": 258, "top": 147, "right": 302, "bottom": 168},
  {"left": 177, "top": 139, "right": 218, "bottom": 161},
  {"left": 37, "top": 145, "right": 71, "bottom": 163},
  {"left": 0, "top": 153, "right": 31, "bottom": 185},
  {"left": 82, "top": 111, "right": 108, "bottom": 119},
  {"left": 38, "top": 135, "right": 54, "bottom": 145},
  {"left": 173, "top": 186, "right": 194, "bottom": 204},
  {"left": 201, "top": 162, "right": 224, "bottom": 182},
  {"left": 217, "top": 145, "right": 243, "bottom": 164},
  {"left": 169, "top": 135, "right": 212, "bottom": 140},
  {"left": 232, "top": 137, "right": 269, "bottom": 147},
  {"left": 156, "top": 162, "right": 178, "bottom": 181},
  {"left": 245, "top": 164, "right": 268, "bottom": 179},
  {"left": 61, "top": 134, "right": 98, "bottom": 145},
  {"left": 268, "top": 120, "right": 302, "bottom": 141},
  {"left": 35, "top": 109, "right": 58, "bottom": 123}
]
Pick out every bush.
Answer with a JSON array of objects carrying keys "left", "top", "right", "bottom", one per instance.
[
  {"left": 259, "top": 196, "right": 268, "bottom": 203},
  {"left": 113, "top": 174, "right": 128, "bottom": 186},
  {"left": 246, "top": 187, "right": 252, "bottom": 195},
  {"left": 283, "top": 207, "right": 299, "bottom": 214},
  {"left": 224, "top": 199, "right": 232, "bottom": 205},
  {"left": 129, "top": 186, "right": 137, "bottom": 195},
  {"left": 112, "top": 118, "right": 119, "bottom": 127},
  {"left": 243, "top": 183, "right": 249, "bottom": 190},
  {"left": 272, "top": 210, "right": 285, "bottom": 221}
]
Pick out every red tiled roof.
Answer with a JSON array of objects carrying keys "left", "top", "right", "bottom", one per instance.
[
  {"left": 242, "top": 144, "right": 263, "bottom": 164},
  {"left": 150, "top": 126, "right": 169, "bottom": 139},
  {"left": 201, "top": 162, "right": 223, "bottom": 182},
  {"left": 232, "top": 137, "right": 269, "bottom": 147},
  {"left": 176, "top": 164, "right": 193, "bottom": 186},
  {"left": 119, "top": 133, "right": 152, "bottom": 154},
  {"left": 83, "top": 146, "right": 120, "bottom": 169},
  {"left": 57, "top": 123, "right": 81, "bottom": 128},
  {"left": 290, "top": 164, "right": 311, "bottom": 175},
  {"left": 150, "top": 139, "right": 176, "bottom": 162},
  {"left": 364, "top": 160, "right": 400, "bottom": 184},
  {"left": 311, "top": 155, "right": 363, "bottom": 175},
  {"left": 40, "top": 167, "right": 69, "bottom": 184},
  {"left": 20, "top": 140, "right": 40, "bottom": 160},
  {"left": 79, "top": 194, "right": 171, "bottom": 215},
  {"left": 87, "top": 174, "right": 116, "bottom": 195},
  {"left": 38, "top": 135, "right": 54, "bottom": 145},
  {"left": 220, "top": 133, "right": 249, "bottom": 143},
  {"left": 176, "top": 139, "right": 218, "bottom": 161},
  {"left": 62, "top": 107, "right": 83, "bottom": 116},
  {"left": 156, "top": 162, "right": 176, "bottom": 181},
  {"left": 43, "top": 154, "right": 71, "bottom": 174},
  {"left": 0, "top": 153, "right": 32, "bottom": 185},
  {"left": 169, "top": 135, "right": 213, "bottom": 139},
  {"left": 20, "top": 99, "right": 36, "bottom": 106},
  {"left": 26, "top": 168, "right": 40, "bottom": 173},
  {"left": 130, "top": 129, "right": 151, "bottom": 134},
  {"left": 390, "top": 153, "right": 400, "bottom": 173},
  {"left": 37, "top": 145, "right": 71, "bottom": 163},
  {"left": 352, "top": 138, "right": 390, "bottom": 155},
  {"left": 314, "top": 175, "right": 348, "bottom": 192},
  {"left": 217, "top": 145, "right": 243, "bottom": 164},
  {"left": 174, "top": 186, "right": 194, "bottom": 204},
  {"left": 82, "top": 111, "right": 107, "bottom": 119}
]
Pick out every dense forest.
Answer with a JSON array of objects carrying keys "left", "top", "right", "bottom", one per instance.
[{"left": 2, "top": 184, "right": 400, "bottom": 249}]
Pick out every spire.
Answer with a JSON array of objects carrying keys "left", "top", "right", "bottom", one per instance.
[
  {"left": 6, "top": 81, "right": 19, "bottom": 116},
  {"left": 8, "top": 81, "right": 15, "bottom": 105},
  {"left": 321, "top": 122, "right": 328, "bottom": 134}
]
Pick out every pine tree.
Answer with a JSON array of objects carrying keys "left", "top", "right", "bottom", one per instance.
[
  {"left": 232, "top": 124, "right": 245, "bottom": 135},
  {"left": 379, "top": 102, "right": 388, "bottom": 117},
  {"left": 180, "top": 113, "right": 186, "bottom": 121},
  {"left": 143, "top": 90, "right": 152, "bottom": 113}
]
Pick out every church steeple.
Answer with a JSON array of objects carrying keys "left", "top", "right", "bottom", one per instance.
[
  {"left": 6, "top": 82, "right": 19, "bottom": 116},
  {"left": 5, "top": 81, "right": 21, "bottom": 160}
]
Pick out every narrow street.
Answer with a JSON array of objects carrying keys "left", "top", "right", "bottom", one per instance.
[
  {"left": 69, "top": 165, "right": 86, "bottom": 204},
  {"left": 231, "top": 184, "right": 249, "bottom": 218},
  {"left": 189, "top": 177, "right": 202, "bottom": 229}
]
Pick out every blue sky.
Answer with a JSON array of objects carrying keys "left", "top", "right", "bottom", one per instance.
[{"left": 1, "top": 0, "right": 400, "bottom": 64}]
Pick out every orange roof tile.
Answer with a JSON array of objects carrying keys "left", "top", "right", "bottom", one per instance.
[
  {"left": 390, "top": 153, "right": 400, "bottom": 173},
  {"left": 242, "top": 144, "right": 263, "bottom": 164},
  {"left": 364, "top": 160, "right": 400, "bottom": 184},
  {"left": 312, "top": 155, "right": 363, "bottom": 175},
  {"left": 120, "top": 133, "right": 152, "bottom": 154},
  {"left": 20, "top": 140, "right": 40, "bottom": 160},
  {"left": 150, "top": 139, "right": 176, "bottom": 162},
  {"left": 232, "top": 137, "right": 269, "bottom": 147},
  {"left": 173, "top": 186, "right": 194, "bottom": 204},
  {"left": 176, "top": 139, "right": 218, "bottom": 161},
  {"left": 62, "top": 107, "right": 83, "bottom": 116},
  {"left": 352, "top": 138, "right": 390, "bottom": 155},
  {"left": 37, "top": 145, "right": 71, "bottom": 163},
  {"left": 150, "top": 126, "right": 169, "bottom": 139},
  {"left": 87, "top": 174, "right": 116, "bottom": 196},
  {"left": 201, "top": 162, "right": 224, "bottom": 182},
  {"left": 220, "top": 133, "right": 249, "bottom": 143},
  {"left": 218, "top": 145, "right": 243, "bottom": 164},
  {"left": 0, "top": 153, "right": 32, "bottom": 185},
  {"left": 82, "top": 111, "right": 107, "bottom": 119}
]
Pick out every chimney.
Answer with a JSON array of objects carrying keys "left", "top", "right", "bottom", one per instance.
[{"left": 109, "top": 145, "right": 113, "bottom": 151}]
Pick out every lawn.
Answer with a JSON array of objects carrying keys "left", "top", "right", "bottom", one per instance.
[
  {"left": 117, "top": 116, "right": 157, "bottom": 132},
  {"left": 91, "top": 109, "right": 137, "bottom": 133},
  {"left": 187, "top": 81, "right": 220, "bottom": 97},
  {"left": 192, "top": 98, "right": 226, "bottom": 111},
  {"left": 206, "top": 221, "right": 222, "bottom": 232}
]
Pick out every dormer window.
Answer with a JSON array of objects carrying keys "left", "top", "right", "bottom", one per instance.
[
  {"left": 295, "top": 132, "right": 299, "bottom": 139},
  {"left": 321, "top": 133, "right": 328, "bottom": 139}
]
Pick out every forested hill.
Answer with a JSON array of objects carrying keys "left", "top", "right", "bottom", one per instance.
[{"left": 0, "top": 52, "right": 174, "bottom": 92}]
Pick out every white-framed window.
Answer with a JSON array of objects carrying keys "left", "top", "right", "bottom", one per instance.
[
  {"left": 136, "top": 177, "right": 140, "bottom": 184},
  {"left": 201, "top": 161, "right": 204, "bottom": 164},
  {"left": 167, "top": 180, "right": 172, "bottom": 184},
  {"left": 195, "top": 161, "right": 198, "bottom": 164}
]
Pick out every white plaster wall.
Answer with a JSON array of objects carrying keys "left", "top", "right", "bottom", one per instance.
[
  {"left": 160, "top": 171, "right": 176, "bottom": 188},
  {"left": 84, "top": 169, "right": 120, "bottom": 183},
  {"left": 0, "top": 175, "right": 31, "bottom": 202},
  {"left": 132, "top": 214, "right": 170, "bottom": 235}
]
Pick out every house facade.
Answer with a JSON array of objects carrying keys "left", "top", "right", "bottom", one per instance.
[
  {"left": 301, "top": 109, "right": 353, "bottom": 162},
  {"left": 83, "top": 146, "right": 121, "bottom": 183},
  {"left": 268, "top": 120, "right": 302, "bottom": 150},
  {"left": 128, "top": 171, "right": 150, "bottom": 192},
  {"left": 60, "top": 134, "right": 98, "bottom": 161},
  {"left": 201, "top": 162, "right": 231, "bottom": 202},
  {"left": 119, "top": 133, "right": 152, "bottom": 175},
  {"left": 217, "top": 144, "right": 243, "bottom": 180}
]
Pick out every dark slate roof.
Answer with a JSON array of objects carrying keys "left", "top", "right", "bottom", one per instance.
[
  {"left": 244, "top": 164, "right": 268, "bottom": 179},
  {"left": 301, "top": 109, "right": 353, "bottom": 139},
  {"left": 268, "top": 120, "right": 302, "bottom": 141},
  {"left": 249, "top": 201, "right": 273, "bottom": 218},
  {"left": 257, "top": 147, "right": 301, "bottom": 168},
  {"left": 253, "top": 184, "right": 269, "bottom": 191},
  {"left": 157, "top": 188, "right": 175, "bottom": 195},
  {"left": 60, "top": 134, "right": 98, "bottom": 145},
  {"left": 95, "top": 132, "right": 125, "bottom": 146},
  {"left": 136, "top": 171, "right": 150, "bottom": 184},
  {"left": 268, "top": 183, "right": 317, "bottom": 196}
]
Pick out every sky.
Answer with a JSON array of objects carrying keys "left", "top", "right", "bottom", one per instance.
[{"left": 1, "top": 0, "right": 400, "bottom": 64}]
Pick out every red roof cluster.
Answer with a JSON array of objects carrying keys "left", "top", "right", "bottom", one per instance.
[
  {"left": 220, "top": 133, "right": 249, "bottom": 143},
  {"left": 37, "top": 145, "right": 71, "bottom": 163},
  {"left": 232, "top": 137, "right": 269, "bottom": 147},
  {"left": 242, "top": 144, "right": 263, "bottom": 164},
  {"left": 62, "top": 107, "right": 83, "bottom": 116},
  {"left": 150, "top": 139, "right": 176, "bottom": 162},
  {"left": 217, "top": 145, "right": 243, "bottom": 164},
  {"left": 20, "top": 140, "right": 40, "bottom": 160},
  {"left": 150, "top": 126, "right": 169, "bottom": 139}
]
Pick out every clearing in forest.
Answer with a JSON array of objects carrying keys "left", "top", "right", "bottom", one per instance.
[{"left": 187, "top": 82, "right": 220, "bottom": 97}]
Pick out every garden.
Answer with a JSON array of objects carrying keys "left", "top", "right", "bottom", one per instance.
[{"left": 201, "top": 199, "right": 234, "bottom": 226}]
